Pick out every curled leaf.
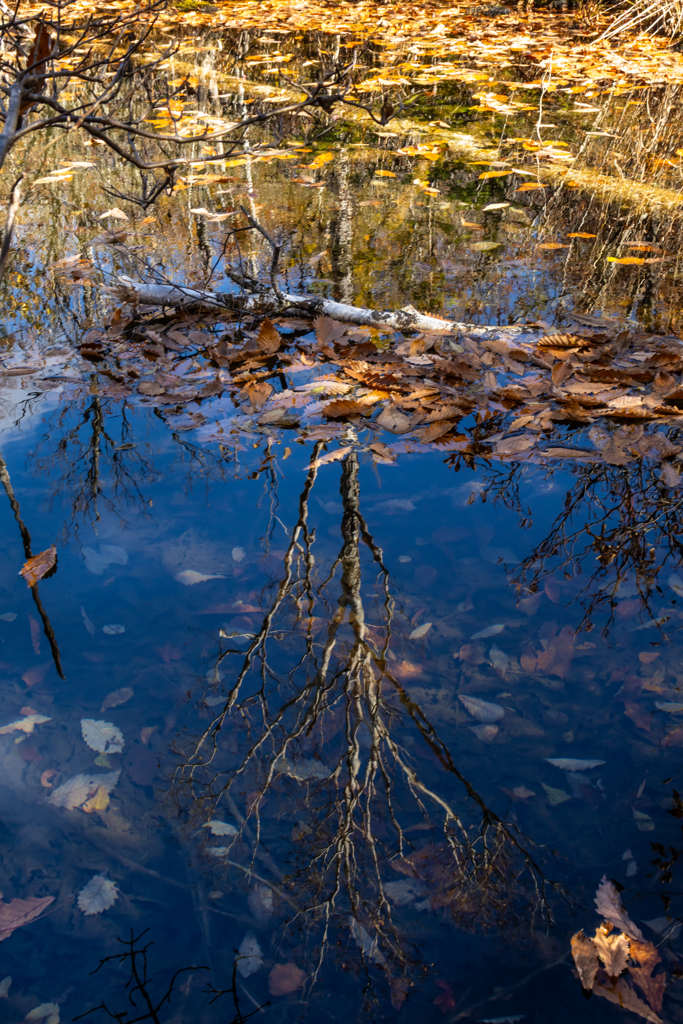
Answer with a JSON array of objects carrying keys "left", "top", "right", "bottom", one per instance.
[{"left": 20, "top": 546, "right": 57, "bottom": 587}]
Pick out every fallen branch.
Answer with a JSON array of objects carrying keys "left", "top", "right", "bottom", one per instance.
[{"left": 113, "top": 275, "right": 479, "bottom": 334}]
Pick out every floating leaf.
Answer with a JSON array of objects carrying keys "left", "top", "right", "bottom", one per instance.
[
  {"left": 376, "top": 406, "right": 413, "bottom": 433},
  {"left": 516, "top": 182, "right": 546, "bottom": 191},
  {"left": 175, "top": 570, "right": 225, "bottom": 586},
  {"left": 593, "top": 924, "right": 630, "bottom": 978},
  {"left": 537, "top": 242, "right": 567, "bottom": 250},
  {"left": 98, "top": 207, "right": 129, "bottom": 221},
  {"left": 237, "top": 932, "right": 263, "bottom": 977},
  {"left": 459, "top": 694, "right": 505, "bottom": 722},
  {"left": 20, "top": 546, "right": 57, "bottom": 587},
  {"left": 374, "top": 169, "right": 396, "bottom": 177},
  {"left": 409, "top": 622, "right": 432, "bottom": 639},
  {"left": 77, "top": 875, "right": 119, "bottom": 916},
  {"left": 100, "top": 687, "right": 134, "bottom": 713},
  {"left": 274, "top": 755, "right": 329, "bottom": 780},
  {"left": 310, "top": 449, "right": 348, "bottom": 470},
  {"left": 595, "top": 876, "right": 644, "bottom": 941},
  {"left": 478, "top": 170, "right": 511, "bottom": 179},
  {"left": 102, "top": 624, "right": 125, "bottom": 635},
  {"left": 248, "top": 884, "right": 274, "bottom": 923},
  {"left": 0, "top": 893, "right": 54, "bottom": 942},
  {"left": 567, "top": 232, "right": 597, "bottom": 238},
  {"left": 255, "top": 318, "right": 281, "bottom": 354},
  {"left": 607, "top": 256, "right": 646, "bottom": 265},
  {"left": 81, "top": 719, "right": 124, "bottom": 754},
  {"left": 594, "top": 974, "right": 661, "bottom": 1023},
  {"left": 470, "top": 723, "right": 499, "bottom": 741}
]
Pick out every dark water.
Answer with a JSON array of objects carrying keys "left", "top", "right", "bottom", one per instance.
[{"left": 1, "top": 391, "right": 683, "bottom": 1024}]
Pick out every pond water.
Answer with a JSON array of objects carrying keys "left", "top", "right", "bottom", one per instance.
[{"left": 3, "top": 14, "right": 683, "bottom": 1024}]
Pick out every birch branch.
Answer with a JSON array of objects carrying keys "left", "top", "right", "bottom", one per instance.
[{"left": 113, "top": 275, "right": 477, "bottom": 334}]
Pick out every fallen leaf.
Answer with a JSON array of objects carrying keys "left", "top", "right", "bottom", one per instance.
[
  {"left": 478, "top": 170, "right": 511, "bottom": 179},
  {"left": 237, "top": 932, "right": 263, "bottom": 977},
  {"left": 516, "top": 182, "right": 546, "bottom": 191},
  {"left": 538, "top": 242, "right": 568, "bottom": 250},
  {"left": 0, "top": 714, "right": 50, "bottom": 736},
  {"left": 255, "top": 318, "right": 281, "bottom": 354},
  {"left": 607, "top": 257, "right": 646, "bottom": 265},
  {"left": 389, "top": 976, "right": 410, "bottom": 1011},
  {"left": 594, "top": 974, "right": 661, "bottom": 1023},
  {"left": 459, "top": 694, "right": 505, "bottom": 722},
  {"left": 175, "top": 570, "right": 225, "bottom": 585},
  {"left": 434, "top": 980, "right": 456, "bottom": 1014},
  {"left": 482, "top": 202, "right": 510, "bottom": 211},
  {"left": 310, "top": 449, "right": 347, "bottom": 470},
  {"left": 40, "top": 769, "right": 58, "bottom": 788},
  {"left": 81, "top": 606, "right": 96, "bottom": 636},
  {"left": 98, "top": 207, "right": 128, "bottom": 221},
  {"left": 541, "top": 782, "right": 571, "bottom": 805},
  {"left": 376, "top": 406, "right": 412, "bottom": 434},
  {"left": 595, "top": 876, "right": 644, "bottom": 941},
  {"left": 495, "top": 434, "right": 534, "bottom": 455},
  {"left": 567, "top": 232, "right": 597, "bottom": 238},
  {"left": 81, "top": 719, "right": 124, "bottom": 754},
  {"left": 469, "top": 723, "right": 499, "bottom": 741},
  {"left": 82, "top": 786, "right": 110, "bottom": 814},
  {"left": 102, "top": 624, "right": 125, "bottom": 635},
  {"left": 25, "top": 1003, "right": 59, "bottom": 1023},
  {"left": 203, "top": 820, "right": 238, "bottom": 835},
  {"left": 248, "top": 884, "right": 274, "bottom": 923},
  {"left": 77, "top": 875, "right": 119, "bottom": 915},
  {"left": 374, "top": 169, "right": 396, "bottom": 177},
  {"left": 409, "top": 622, "right": 432, "bottom": 639},
  {"left": 232, "top": 546, "right": 245, "bottom": 563},
  {"left": 593, "top": 924, "right": 630, "bottom": 978},
  {"left": 323, "top": 399, "right": 372, "bottom": 418},
  {"left": 0, "top": 976, "right": 9, "bottom": 997},
  {"left": 511, "top": 785, "right": 536, "bottom": 800},
  {"left": 268, "top": 963, "right": 306, "bottom": 996},
  {"left": 19, "top": 546, "right": 57, "bottom": 587},
  {"left": 471, "top": 624, "right": 504, "bottom": 639},
  {"left": 629, "top": 940, "right": 666, "bottom": 1013},
  {"left": 0, "top": 893, "right": 54, "bottom": 942},
  {"left": 100, "top": 687, "right": 134, "bottom": 712},
  {"left": 546, "top": 758, "right": 605, "bottom": 770},
  {"left": 48, "top": 771, "right": 120, "bottom": 810}
]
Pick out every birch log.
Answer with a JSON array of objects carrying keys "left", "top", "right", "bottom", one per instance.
[{"left": 113, "top": 275, "right": 479, "bottom": 334}]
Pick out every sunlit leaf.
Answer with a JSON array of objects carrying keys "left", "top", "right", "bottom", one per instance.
[
  {"left": 516, "top": 182, "right": 546, "bottom": 192},
  {"left": 77, "top": 875, "right": 119, "bottom": 916},
  {"left": 20, "top": 545, "right": 57, "bottom": 587},
  {"left": 478, "top": 170, "right": 511, "bottom": 179}
]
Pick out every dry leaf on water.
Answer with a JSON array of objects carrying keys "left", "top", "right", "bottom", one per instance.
[
  {"left": 310, "top": 449, "right": 347, "bottom": 470},
  {"left": 203, "top": 820, "right": 238, "bottom": 835},
  {"left": 48, "top": 771, "right": 120, "bottom": 810},
  {"left": 595, "top": 876, "right": 644, "bottom": 940},
  {"left": 594, "top": 974, "right": 662, "bottom": 1023},
  {"left": 314, "top": 316, "right": 348, "bottom": 347},
  {"left": 629, "top": 940, "right": 667, "bottom": 1013},
  {"left": 593, "top": 924, "right": 630, "bottom": 978},
  {"left": 571, "top": 930, "right": 600, "bottom": 991},
  {"left": 255, "top": 318, "right": 281, "bottom": 355},
  {"left": 495, "top": 434, "right": 534, "bottom": 455},
  {"left": 459, "top": 694, "right": 505, "bottom": 722},
  {"left": 323, "top": 399, "right": 372, "bottom": 419},
  {"left": 77, "top": 875, "right": 119, "bottom": 915},
  {"left": 0, "top": 714, "right": 50, "bottom": 736},
  {"left": 409, "top": 622, "right": 432, "bottom": 639},
  {"left": 376, "top": 406, "right": 413, "bottom": 434},
  {"left": 100, "top": 687, "right": 133, "bottom": 713},
  {"left": 268, "top": 963, "right": 306, "bottom": 996},
  {"left": 81, "top": 719, "right": 124, "bottom": 754},
  {"left": 0, "top": 893, "right": 54, "bottom": 942},
  {"left": 19, "top": 546, "right": 57, "bottom": 587}
]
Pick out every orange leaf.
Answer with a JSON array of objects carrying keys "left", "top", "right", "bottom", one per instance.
[
  {"left": 567, "top": 232, "right": 596, "bottom": 238},
  {"left": 20, "top": 545, "right": 57, "bottom": 587},
  {"left": 478, "top": 170, "right": 511, "bottom": 179},
  {"left": 607, "top": 257, "right": 646, "bottom": 265},
  {"left": 374, "top": 169, "right": 396, "bottom": 177},
  {"left": 255, "top": 318, "right": 281, "bottom": 354},
  {"left": 537, "top": 242, "right": 567, "bottom": 250},
  {"left": 516, "top": 182, "right": 546, "bottom": 191}
]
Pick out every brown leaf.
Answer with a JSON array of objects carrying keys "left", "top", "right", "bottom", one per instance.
[
  {"left": 629, "top": 940, "right": 666, "bottom": 1013},
  {"left": 314, "top": 316, "right": 349, "bottom": 347},
  {"left": 255, "top": 319, "right": 281, "bottom": 354},
  {"left": 593, "top": 925, "right": 630, "bottom": 979},
  {"left": 571, "top": 930, "right": 600, "bottom": 991},
  {"left": 661, "top": 461, "right": 682, "bottom": 488},
  {"left": 244, "top": 382, "right": 273, "bottom": 410},
  {"left": 495, "top": 433, "right": 535, "bottom": 455},
  {"left": 138, "top": 382, "right": 165, "bottom": 396},
  {"left": 537, "top": 333, "right": 590, "bottom": 349},
  {"left": 552, "top": 360, "right": 575, "bottom": 387},
  {"left": 100, "top": 687, "right": 134, "bottom": 713},
  {"left": 376, "top": 406, "right": 413, "bottom": 434},
  {"left": 600, "top": 439, "right": 632, "bottom": 466},
  {"left": 369, "top": 442, "right": 397, "bottom": 463},
  {"left": 654, "top": 371, "right": 676, "bottom": 394},
  {"left": 594, "top": 973, "right": 662, "bottom": 1023},
  {"left": 323, "top": 399, "right": 372, "bottom": 419},
  {"left": 389, "top": 976, "right": 410, "bottom": 1010},
  {"left": 420, "top": 420, "right": 457, "bottom": 443},
  {"left": 268, "top": 963, "right": 306, "bottom": 996},
  {"left": 199, "top": 376, "right": 224, "bottom": 397},
  {"left": 0, "top": 893, "right": 54, "bottom": 942},
  {"left": 20, "top": 545, "right": 57, "bottom": 587}
]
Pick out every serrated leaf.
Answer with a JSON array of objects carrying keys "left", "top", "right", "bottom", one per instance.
[
  {"left": 81, "top": 719, "right": 124, "bottom": 754},
  {"left": 77, "top": 875, "right": 119, "bottom": 915},
  {"left": 459, "top": 694, "right": 505, "bottom": 722},
  {"left": 48, "top": 771, "right": 120, "bottom": 809},
  {"left": 237, "top": 932, "right": 263, "bottom": 977}
]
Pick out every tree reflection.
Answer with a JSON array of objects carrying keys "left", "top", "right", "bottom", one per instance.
[{"left": 172, "top": 445, "right": 550, "bottom": 1009}]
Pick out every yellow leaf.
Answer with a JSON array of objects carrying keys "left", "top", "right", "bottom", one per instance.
[
  {"left": 305, "top": 152, "right": 335, "bottom": 170},
  {"left": 607, "top": 256, "right": 646, "bottom": 265},
  {"left": 83, "top": 785, "right": 110, "bottom": 814},
  {"left": 567, "top": 232, "right": 596, "bottom": 238},
  {"left": 478, "top": 170, "right": 511, "bottom": 179},
  {"left": 374, "top": 169, "right": 396, "bottom": 177},
  {"left": 522, "top": 142, "right": 542, "bottom": 150},
  {"left": 537, "top": 242, "right": 567, "bottom": 249},
  {"left": 34, "top": 175, "right": 72, "bottom": 184},
  {"left": 516, "top": 182, "right": 546, "bottom": 192}
]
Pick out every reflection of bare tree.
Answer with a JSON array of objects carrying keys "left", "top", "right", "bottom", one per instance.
[
  {"left": 448, "top": 432, "right": 683, "bottom": 634},
  {"left": 173, "top": 446, "right": 549, "bottom": 1008},
  {"left": 0, "top": 449, "right": 64, "bottom": 678}
]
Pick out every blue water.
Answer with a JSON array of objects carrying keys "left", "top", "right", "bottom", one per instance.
[{"left": 0, "top": 394, "right": 681, "bottom": 1024}]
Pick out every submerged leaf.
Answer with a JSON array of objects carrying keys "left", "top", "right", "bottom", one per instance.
[
  {"left": 81, "top": 720, "right": 124, "bottom": 754},
  {"left": 541, "top": 782, "right": 571, "bottom": 805},
  {"left": 545, "top": 758, "right": 605, "bottom": 771},
  {"left": 409, "top": 622, "right": 432, "bottom": 639},
  {"left": 48, "top": 771, "right": 120, "bottom": 810},
  {"left": 0, "top": 893, "right": 54, "bottom": 942},
  {"left": 268, "top": 963, "right": 306, "bottom": 996},
  {"left": 459, "top": 694, "right": 505, "bottom": 723},
  {"left": 100, "top": 687, "right": 133, "bottom": 713},
  {"left": 175, "top": 570, "right": 225, "bottom": 585},
  {"left": 0, "top": 714, "right": 50, "bottom": 736},
  {"left": 203, "top": 820, "right": 238, "bottom": 835},
  {"left": 471, "top": 624, "right": 504, "bottom": 639},
  {"left": 77, "top": 875, "right": 119, "bottom": 915},
  {"left": 237, "top": 932, "right": 263, "bottom": 977}
]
